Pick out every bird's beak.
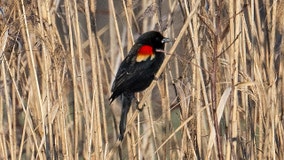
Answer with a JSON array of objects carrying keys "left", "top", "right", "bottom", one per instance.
[{"left": 161, "top": 37, "right": 172, "bottom": 43}]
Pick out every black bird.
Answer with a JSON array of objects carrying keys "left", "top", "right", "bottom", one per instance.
[{"left": 110, "top": 31, "right": 171, "bottom": 140}]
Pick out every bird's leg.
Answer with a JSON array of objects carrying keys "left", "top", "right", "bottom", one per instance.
[
  {"left": 133, "top": 96, "right": 145, "bottom": 111},
  {"left": 119, "top": 93, "right": 134, "bottom": 140}
]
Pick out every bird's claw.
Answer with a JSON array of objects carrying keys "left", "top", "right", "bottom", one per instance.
[
  {"left": 136, "top": 101, "right": 146, "bottom": 111},
  {"left": 154, "top": 76, "right": 159, "bottom": 81}
]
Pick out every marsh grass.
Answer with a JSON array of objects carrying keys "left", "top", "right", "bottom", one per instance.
[{"left": 0, "top": 0, "right": 283, "bottom": 159}]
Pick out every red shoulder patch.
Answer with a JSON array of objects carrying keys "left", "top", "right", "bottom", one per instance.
[
  {"left": 136, "top": 45, "right": 155, "bottom": 62},
  {"left": 138, "top": 45, "right": 153, "bottom": 55}
]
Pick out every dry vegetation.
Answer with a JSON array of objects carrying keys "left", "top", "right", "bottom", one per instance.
[{"left": 0, "top": 0, "right": 284, "bottom": 159}]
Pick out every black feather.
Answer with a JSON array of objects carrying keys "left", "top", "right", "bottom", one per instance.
[{"left": 109, "top": 31, "right": 170, "bottom": 140}]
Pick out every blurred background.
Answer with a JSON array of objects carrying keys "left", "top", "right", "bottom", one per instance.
[{"left": 0, "top": 0, "right": 283, "bottom": 159}]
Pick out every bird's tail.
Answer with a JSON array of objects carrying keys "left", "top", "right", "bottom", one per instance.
[{"left": 118, "top": 93, "right": 134, "bottom": 140}]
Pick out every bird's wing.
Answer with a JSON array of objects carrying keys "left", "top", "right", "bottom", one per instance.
[{"left": 111, "top": 44, "right": 154, "bottom": 92}]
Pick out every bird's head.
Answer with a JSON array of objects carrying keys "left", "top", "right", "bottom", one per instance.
[{"left": 135, "top": 31, "right": 171, "bottom": 50}]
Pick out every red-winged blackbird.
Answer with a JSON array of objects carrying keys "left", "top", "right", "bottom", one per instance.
[{"left": 110, "top": 31, "right": 171, "bottom": 140}]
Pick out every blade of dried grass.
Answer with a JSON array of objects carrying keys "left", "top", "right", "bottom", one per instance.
[
  {"left": 154, "top": 107, "right": 206, "bottom": 154},
  {"left": 84, "top": 0, "right": 104, "bottom": 159},
  {"left": 63, "top": 0, "right": 75, "bottom": 158},
  {"left": 18, "top": 3, "right": 47, "bottom": 158},
  {"left": 175, "top": 80, "right": 191, "bottom": 157},
  {"left": 187, "top": 1, "right": 210, "bottom": 158},
  {"left": 2, "top": 56, "right": 15, "bottom": 159},
  {"left": 73, "top": 0, "right": 86, "bottom": 158},
  {"left": 19, "top": 0, "right": 44, "bottom": 126},
  {"left": 217, "top": 87, "right": 231, "bottom": 123},
  {"left": 0, "top": 73, "right": 8, "bottom": 158},
  {"left": 37, "top": 0, "right": 54, "bottom": 157},
  {"left": 156, "top": 72, "right": 171, "bottom": 158},
  {"left": 97, "top": 39, "right": 110, "bottom": 146},
  {"left": 205, "top": 87, "right": 231, "bottom": 159},
  {"left": 0, "top": 27, "right": 9, "bottom": 152},
  {"left": 267, "top": 2, "right": 278, "bottom": 159},
  {"left": 229, "top": 1, "right": 241, "bottom": 158},
  {"left": 2, "top": 57, "right": 41, "bottom": 158},
  {"left": 109, "top": 0, "right": 124, "bottom": 60},
  {"left": 122, "top": 0, "right": 134, "bottom": 47},
  {"left": 145, "top": 101, "right": 159, "bottom": 158},
  {"left": 15, "top": 1, "right": 47, "bottom": 159}
]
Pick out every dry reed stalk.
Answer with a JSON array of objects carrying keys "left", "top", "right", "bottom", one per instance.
[
  {"left": 72, "top": 1, "right": 83, "bottom": 159},
  {"left": 60, "top": 1, "right": 72, "bottom": 159},
  {"left": 109, "top": 0, "right": 124, "bottom": 60},
  {"left": 0, "top": 15, "right": 10, "bottom": 159}
]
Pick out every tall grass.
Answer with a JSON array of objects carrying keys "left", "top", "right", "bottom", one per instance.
[{"left": 0, "top": 0, "right": 283, "bottom": 159}]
